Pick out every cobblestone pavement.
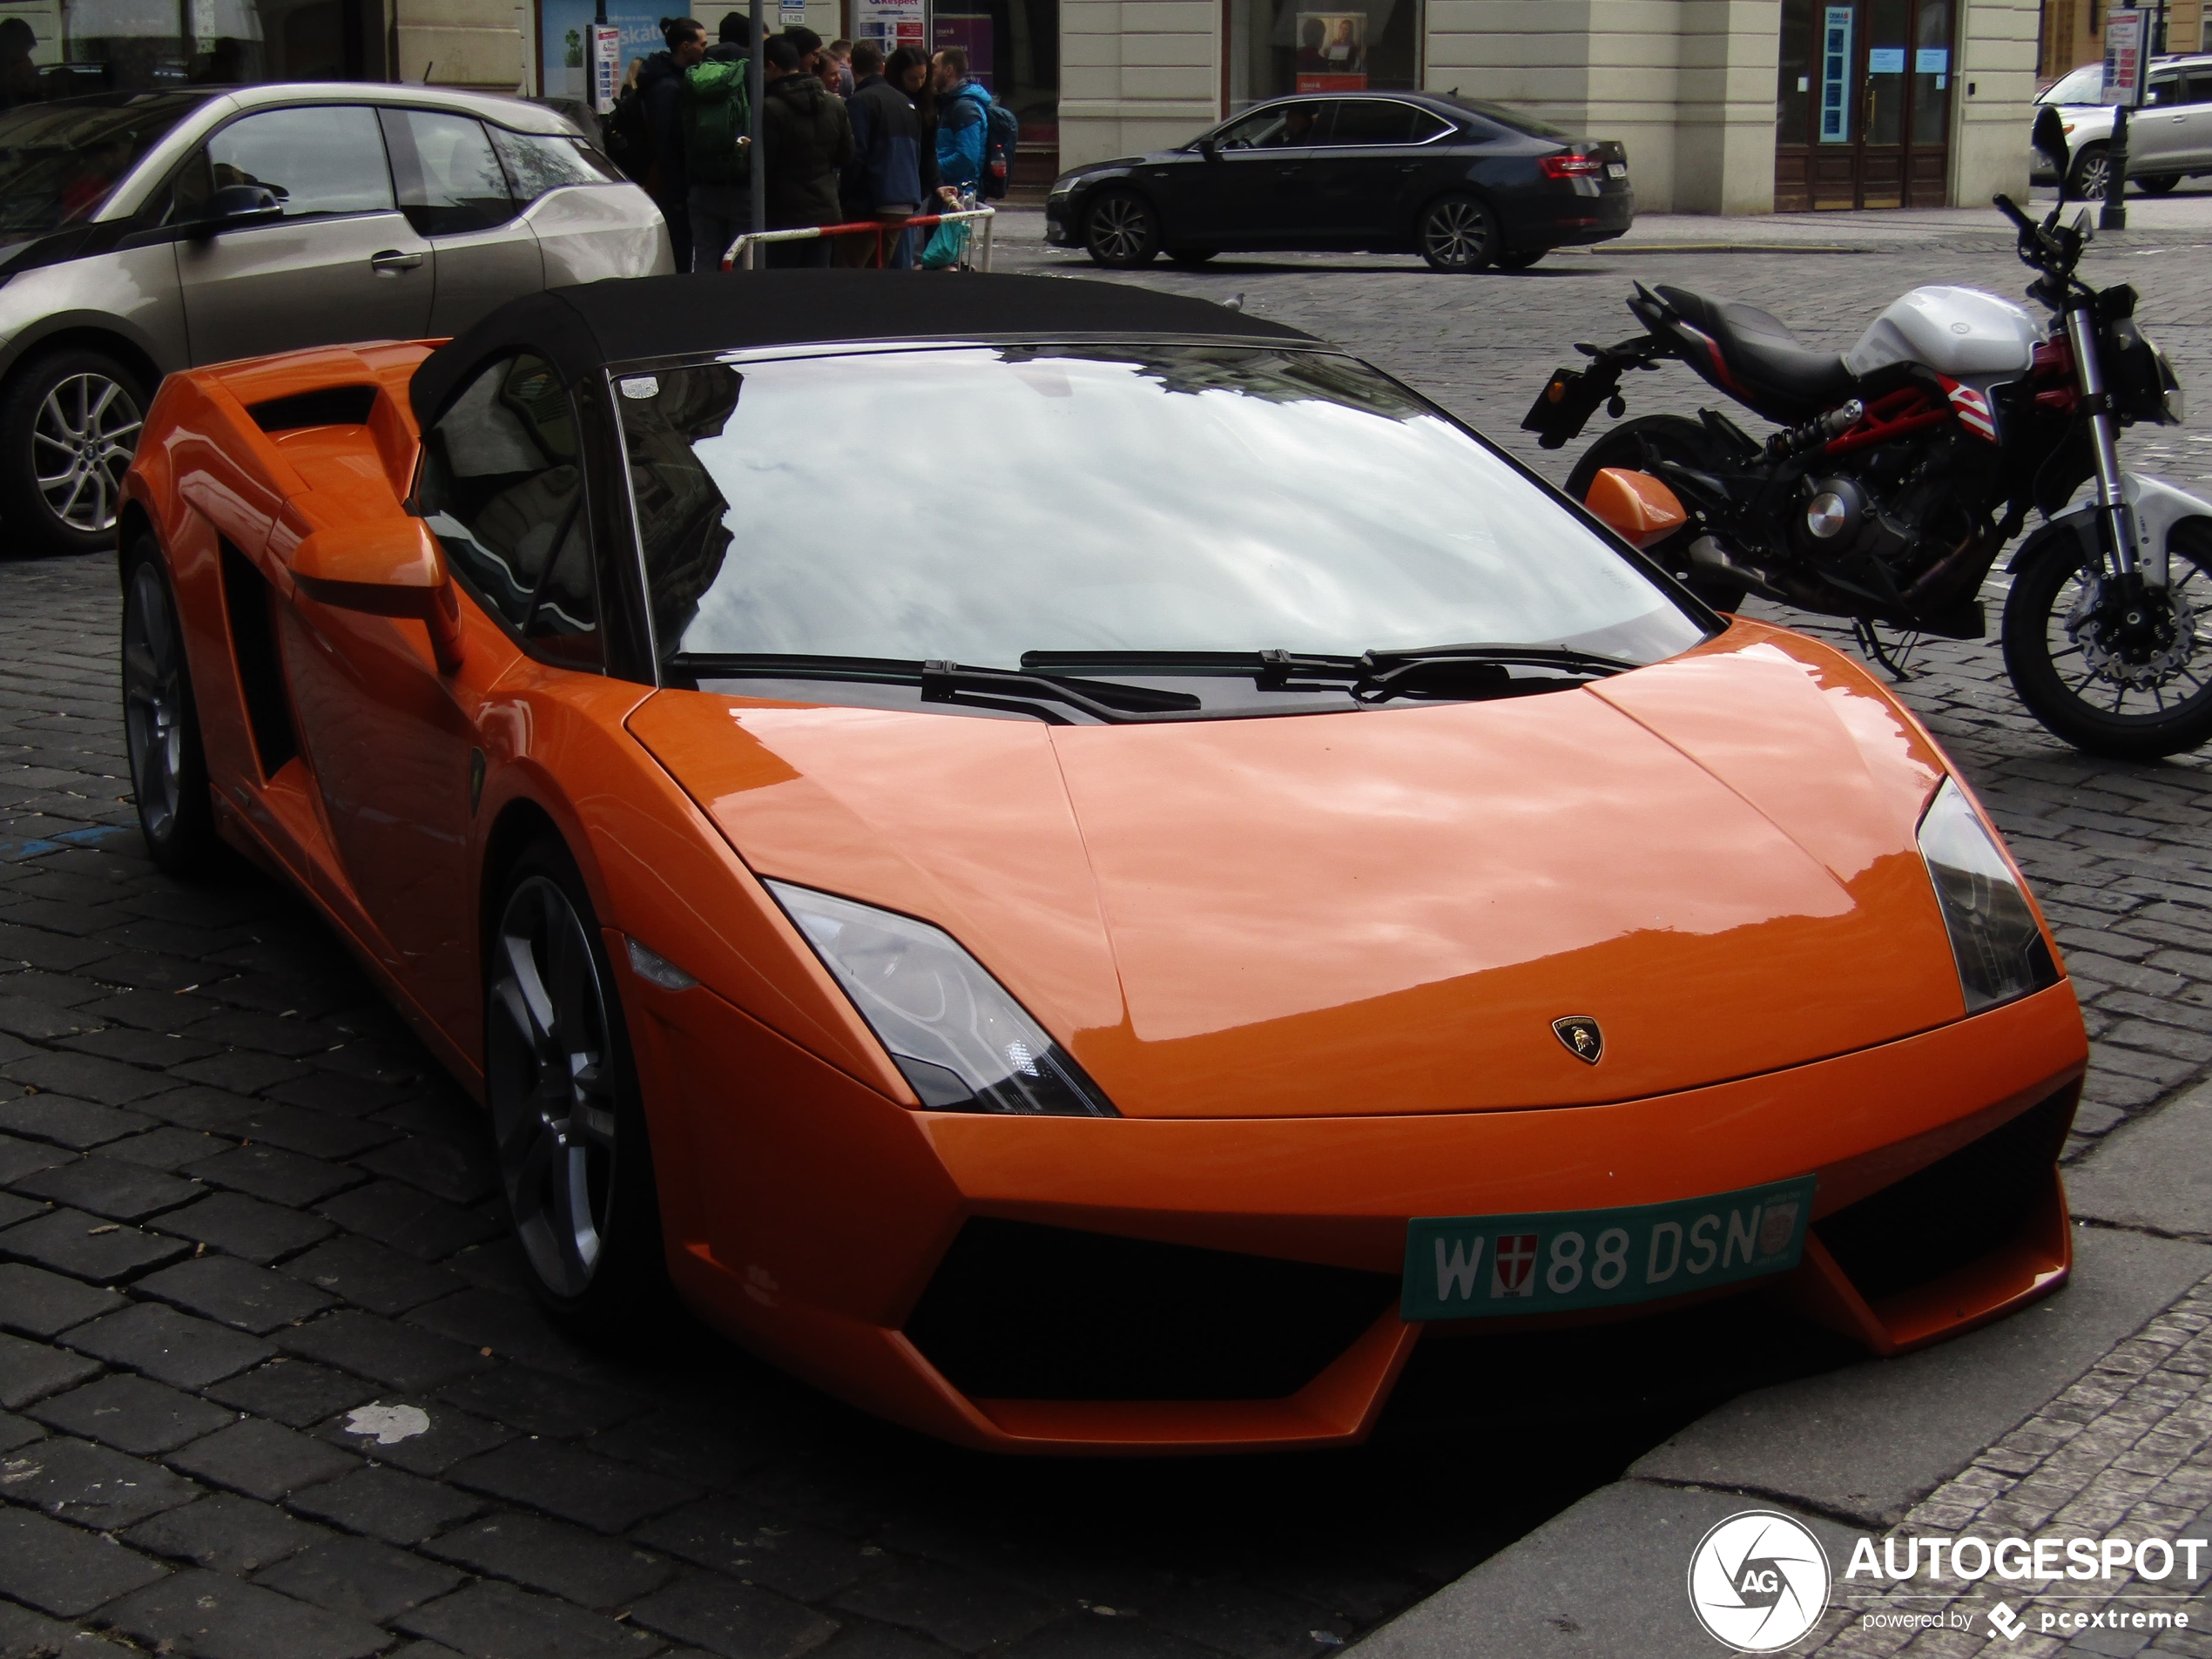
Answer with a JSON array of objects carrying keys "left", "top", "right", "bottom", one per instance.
[
  {"left": 6, "top": 220, "right": 2212, "bottom": 1659},
  {"left": 1804, "top": 1282, "right": 2212, "bottom": 1656}
]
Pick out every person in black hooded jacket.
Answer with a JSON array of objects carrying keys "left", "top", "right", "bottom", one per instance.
[
  {"left": 637, "top": 17, "right": 709, "bottom": 270},
  {"left": 758, "top": 35, "right": 853, "bottom": 266}
]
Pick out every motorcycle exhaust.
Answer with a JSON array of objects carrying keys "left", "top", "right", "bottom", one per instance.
[{"left": 1686, "top": 536, "right": 1788, "bottom": 602}]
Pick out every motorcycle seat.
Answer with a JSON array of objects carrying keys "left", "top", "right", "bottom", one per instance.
[{"left": 1653, "top": 285, "right": 1858, "bottom": 421}]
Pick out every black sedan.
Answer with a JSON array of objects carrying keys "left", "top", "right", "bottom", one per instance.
[{"left": 1044, "top": 92, "right": 1634, "bottom": 273}]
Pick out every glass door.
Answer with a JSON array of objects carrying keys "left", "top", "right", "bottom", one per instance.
[{"left": 1773, "top": 0, "right": 1953, "bottom": 210}]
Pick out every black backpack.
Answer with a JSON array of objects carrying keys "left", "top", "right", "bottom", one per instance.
[{"left": 604, "top": 82, "right": 656, "bottom": 185}]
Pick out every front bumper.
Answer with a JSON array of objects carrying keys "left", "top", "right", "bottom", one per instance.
[
  {"left": 1044, "top": 192, "right": 1076, "bottom": 246},
  {"left": 631, "top": 968, "right": 2082, "bottom": 1453}
]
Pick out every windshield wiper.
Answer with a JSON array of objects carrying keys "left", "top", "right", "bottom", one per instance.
[
  {"left": 670, "top": 653, "right": 1201, "bottom": 724},
  {"left": 1021, "top": 644, "right": 1638, "bottom": 702}
]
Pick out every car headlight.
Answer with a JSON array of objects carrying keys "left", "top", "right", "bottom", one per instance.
[
  {"left": 1917, "top": 779, "right": 2061, "bottom": 1013},
  {"left": 765, "top": 880, "right": 1117, "bottom": 1116}
]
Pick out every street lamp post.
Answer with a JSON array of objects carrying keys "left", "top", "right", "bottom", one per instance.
[{"left": 749, "top": 0, "right": 765, "bottom": 236}]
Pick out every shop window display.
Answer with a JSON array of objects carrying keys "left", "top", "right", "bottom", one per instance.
[
  {"left": 1229, "top": 0, "right": 1419, "bottom": 109},
  {"left": 0, "top": 0, "right": 371, "bottom": 98}
]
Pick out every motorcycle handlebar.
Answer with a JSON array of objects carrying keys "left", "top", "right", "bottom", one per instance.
[{"left": 1992, "top": 192, "right": 2034, "bottom": 233}]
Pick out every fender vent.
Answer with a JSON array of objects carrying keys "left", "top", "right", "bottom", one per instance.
[
  {"left": 1817, "top": 1084, "right": 2076, "bottom": 1303},
  {"left": 219, "top": 538, "right": 298, "bottom": 779},
  {"left": 247, "top": 385, "right": 377, "bottom": 433},
  {"left": 906, "top": 1218, "right": 1397, "bottom": 1401}
]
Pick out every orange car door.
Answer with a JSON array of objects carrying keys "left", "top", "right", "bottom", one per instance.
[{"left": 277, "top": 351, "right": 605, "bottom": 1046}]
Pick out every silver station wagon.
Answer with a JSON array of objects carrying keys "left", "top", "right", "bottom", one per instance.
[{"left": 0, "top": 84, "right": 672, "bottom": 556}]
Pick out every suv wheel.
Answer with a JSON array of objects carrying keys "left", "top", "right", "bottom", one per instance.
[
  {"left": 2068, "top": 144, "right": 2114, "bottom": 201},
  {"left": 0, "top": 347, "right": 149, "bottom": 557}
]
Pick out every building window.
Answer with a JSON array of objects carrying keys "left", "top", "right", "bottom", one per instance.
[
  {"left": 0, "top": 0, "right": 374, "bottom": 97},
  {"left": 1227, "top": 0, "right": 1421, "bottom": 110}
]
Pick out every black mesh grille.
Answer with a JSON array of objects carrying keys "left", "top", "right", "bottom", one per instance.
[
  {"left": 905, "top": 1218, "right": 1399, "bottom": 1401},
  {"left": 1817, "top": 1086, "right": 2076, "bottom": 1303}
]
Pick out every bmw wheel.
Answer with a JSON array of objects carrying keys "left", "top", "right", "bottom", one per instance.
[
  {"left": 486, "top": 840, "right": 665, "bottom": 1332},
  {"left": 0, "top": 348, "right": 149, "bottom": 558},
  {"left": 1084, "top": 189, "right": 1160, "bottom": 267},
  {"left": 121, "top": 539, "right": 217, "bottom": 874},
  {"left": 1418, "top": 194, "right": 1501, "bottom": 273}
]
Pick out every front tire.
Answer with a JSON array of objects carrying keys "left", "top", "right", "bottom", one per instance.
[
  {"left": 2002, "top": 520, "right": 2212, "bottom": 759},
  {"left": 2068, "top": 144, "right": 2114, "bottom": 201},
  {"left": 486, "top": 840, "right": 666, "bottom": 1335},
  {"left": 1417, "top": 193, "right": 1500, "bottom": 272},
  {"left": 1, "top": 348, "right": 149, "bottom": 558},
  {"left": 1084, "top": 190, "right": 1159, "bottom": 267},
  {"left": 1565, "top": 415, "right": 1750, "bottom": 610},
  {"left": 121, "top": 538, "right": 218, "bottom": 875}
]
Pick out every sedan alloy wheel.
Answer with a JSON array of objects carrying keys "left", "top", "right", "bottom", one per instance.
[
  {"left": 1419, "top": 194, "right": 1501, "bottom": 273},
  {"left": 1085, "top": 190, "right": 1160, "bottom": 267}
]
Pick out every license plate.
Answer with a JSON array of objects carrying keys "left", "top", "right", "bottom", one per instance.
[
  {"left": 1607, "top": 163, "right": 1628, "bottom": 179},
  {"left": 1401, "top": 1176, "right": 1816, "bottom": 1320}
]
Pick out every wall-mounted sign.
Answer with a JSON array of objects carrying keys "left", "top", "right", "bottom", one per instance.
[{"left": 1817, "top": 3, "right": 1853, "bottom": 142}]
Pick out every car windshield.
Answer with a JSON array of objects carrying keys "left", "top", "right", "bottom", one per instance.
[
  {"left": 2040, "top": 64, "right": 2106, "bottom": 104},
  {"left": 0, "top": 94, "right": 206, "bottom": 236},
  {"left": 617, "top": 345, "right": 1706, "bottom": 678}
]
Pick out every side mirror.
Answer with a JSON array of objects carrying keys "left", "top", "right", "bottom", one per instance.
[
  {"left": 2033, "top": 105, "right": 2070, "bottom": 198},
  {"left": 1197, "top": 136, "right": 1218, "bottom": 160},
  {"left": 291, "top": 520, "right": 465, "bottom": 673},
  {"left": 191, "top": 183, "right": 283, "bottom": 237},
  {"left": 1585, "top": 466, "right": 1687, "bottom": 550}
]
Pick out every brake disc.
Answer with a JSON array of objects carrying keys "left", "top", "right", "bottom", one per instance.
[{"left": 2070, "top": 578, "right": 2199, "bottom": 689}]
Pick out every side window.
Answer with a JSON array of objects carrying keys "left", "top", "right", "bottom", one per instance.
[
  {"left": 2186, "top": 72, "right": 2212, "bottom": 106},
  {"left": 487, "top": 125, "right": 619, "bottom": 204},
  {"left": 1331, "top": 101, "right": 1420, "bottom": 145},
  {"left": 380, "top": 109, "right": 516, "bottom": 235},
  {"left": 1215, "top": 103, "right": 1332, "bottom": 149},
  {"left": 2145, "top": 75, "right": 2182, "bottom": 107},
  {"left": 1406, "top": 110, "right": 1454, "bottom": 143},
  {"left": 204, "top": 106, "right": 395, "bottom": 219},
  {"left": 416, "top": 354, "right": 602, "bottom": 670}
]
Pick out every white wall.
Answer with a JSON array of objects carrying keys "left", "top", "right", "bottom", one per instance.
[
  {"left": 398, "top": 0, "right": 527, "bottom": 89},
  {"left": 1952, "top": 0, "right": 2034, "bottom": 208},
  {"left": 1062, "top": 0, "right": 1219, "bottom": 166}
]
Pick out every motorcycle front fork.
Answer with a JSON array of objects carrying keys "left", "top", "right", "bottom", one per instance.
[{"left": 2063, "top": 300, "right": 2146, "bottom": 604}]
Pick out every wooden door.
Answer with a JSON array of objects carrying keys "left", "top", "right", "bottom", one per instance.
[{"left": 1774, "top": 0, "right": 1954, "bottom": 211}]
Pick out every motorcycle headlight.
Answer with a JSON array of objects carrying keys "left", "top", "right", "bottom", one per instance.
[
  {"left": 1916, "top": 779, "right": 2062, "bottom": 1013},
  {"left": 765, "top": 880, "right": 1117, "bottom": 1116}
]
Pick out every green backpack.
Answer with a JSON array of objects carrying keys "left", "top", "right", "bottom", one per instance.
[{"left": 680, "top": 57, "right": 750, "bottom": 186}]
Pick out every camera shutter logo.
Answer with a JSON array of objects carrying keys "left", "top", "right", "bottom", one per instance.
[{"left": 1687, "top": 1510, "right": 1831, "bottom": 1652}]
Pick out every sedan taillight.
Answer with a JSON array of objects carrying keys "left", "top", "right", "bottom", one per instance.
[{"left": 1539, "top": 152, "right": 1603, "bottom": 179}]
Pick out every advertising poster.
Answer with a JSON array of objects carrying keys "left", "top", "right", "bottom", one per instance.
[
  {"left": 1295, "top": 10, "right": 1365, "bottom": 91},
  {"left": 2103, "top": 7, "right": 2145, "bottom": 105},
  {"left": 540, "top": 0, "right": 664, "bottom": 101},
  {"left": 931, "top": 11, "right": 991, "bottom": 85},
  {"left": 853, "top": 0, "right": 927, "bottom": 60}
]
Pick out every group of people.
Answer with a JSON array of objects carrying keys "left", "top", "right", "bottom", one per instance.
[{"left": 620, "top": 14, "right": 997, "bottom": 272}]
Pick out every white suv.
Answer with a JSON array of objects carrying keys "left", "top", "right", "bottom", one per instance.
[
  {"left": 0, "top": 84, "right": 672, "bottom": 556},
  {"left": 2033, "top": 55, "right": 2212, "bottom": 199}
]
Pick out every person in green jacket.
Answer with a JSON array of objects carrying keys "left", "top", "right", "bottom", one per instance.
[{"left": 681, "top": 18, "right": 754, "bottom": 270}]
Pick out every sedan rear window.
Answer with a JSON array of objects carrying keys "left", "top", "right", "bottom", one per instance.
[
  {"left": 0, "top": 92, "right": 205, "bottom": 235},
  {"left": 617, "top": 345, "right": 1705, "bottom": 675}
]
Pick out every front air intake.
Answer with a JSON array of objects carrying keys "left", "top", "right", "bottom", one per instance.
[
  {"left": 1816, "top": 1085, "right": 2077, "bottom": 1302},
  {"left": 906, "top": 1218, "right": 1398, "bottom": 1400}
]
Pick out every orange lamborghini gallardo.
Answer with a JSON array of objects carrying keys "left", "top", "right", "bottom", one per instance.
[{"left": 118, "top": 273, "right": 2087, "bottom": 1453}]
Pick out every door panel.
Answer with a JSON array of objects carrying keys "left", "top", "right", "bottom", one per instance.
[
  {"left": 1210, "top": 102, "right": 1332, "bottom": 239},
  {"left": 2134, "top": 74, "right": 2193, "bottom": 172},
  {"left": 1774, "top": 0, "right": 1953, "bottom": 211},
  {"left": 2186, "top": 75, "right": 2212, "bottom": 171},
  {"left": 379, "top": 106, "right": 545, "bottom": 334},
  {"left": 176, "top": 105, "right": 432, "bottom": 364},
  {"left": 1306, "top": 99, "right": 1444, "bottom": 239}
]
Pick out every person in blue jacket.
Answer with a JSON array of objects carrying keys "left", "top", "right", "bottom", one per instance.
[{"left": 931, "top": 46, "right": 990, "bottom": 198}]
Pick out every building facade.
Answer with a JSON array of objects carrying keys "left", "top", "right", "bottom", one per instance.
[
  {"left": 2040, "top": 0, "right": 2207, "bottom": 77},
  {"left": 1064, "top": 0, "right": 2047, "bottom": 212}
]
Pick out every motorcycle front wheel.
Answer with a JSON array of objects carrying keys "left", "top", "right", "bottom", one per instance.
[
  {"left": 2002, "top": 518, "right": 2212, "bottom": 759},
  {"left": 1565, "top": 415, "right": 1749, "bottom": 610}
]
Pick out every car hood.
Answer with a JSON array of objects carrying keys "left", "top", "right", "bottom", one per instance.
[{"left": 629, "top": 622, "right": 1971, "bottom": 1118}]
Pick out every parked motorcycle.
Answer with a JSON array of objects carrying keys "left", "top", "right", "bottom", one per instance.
[{"left": 1522, "top": 105, "right": 2207, "bottom": 760}]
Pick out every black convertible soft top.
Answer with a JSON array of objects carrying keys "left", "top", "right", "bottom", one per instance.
[{"left": 408, "top": 270, "right": 1318, "bottom": 426}]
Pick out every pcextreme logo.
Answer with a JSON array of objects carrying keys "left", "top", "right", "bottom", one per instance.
[{"left": 1687, "top": 1511, "right": 1831, "bottom": 1652}]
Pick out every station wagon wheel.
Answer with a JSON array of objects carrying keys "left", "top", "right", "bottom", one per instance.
[
  {"left": 0, "top": 347, "right": 149, "bottom": 557},
  {"left": 486, "top": 845, "right": 664, "bottom": 1329},
  {"left": 119, "top": 539, "right": 216, "bottom": 873},
  {"left": 1419, "top": 193, "right": 1500, "bottom": 273},
  {"left": 1084, "top": 189, "right": 1160, "bottom": 268}
]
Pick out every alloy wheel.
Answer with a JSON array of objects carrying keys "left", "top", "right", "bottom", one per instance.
[
  {"left": 489, "top": 875, "right": 623, "bottom": 1300},
  {"left": 1087, "top": 194, "right": 1153, "bottom": 264},
  {"left": 34, "top": 371, "right": 141, "bottom": 534},
  {"left": 2051, "top": 561, "right": 2212, "bottom": 718},
  {"left": 122, "top": 563, "right": 185, "bottom": 847},
  {"left": 1421, "top": 199, "right": 1493, "bottom": 271},
  {"left": 2073, "top": 149, "right": 2114, "bottom": 200}
]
